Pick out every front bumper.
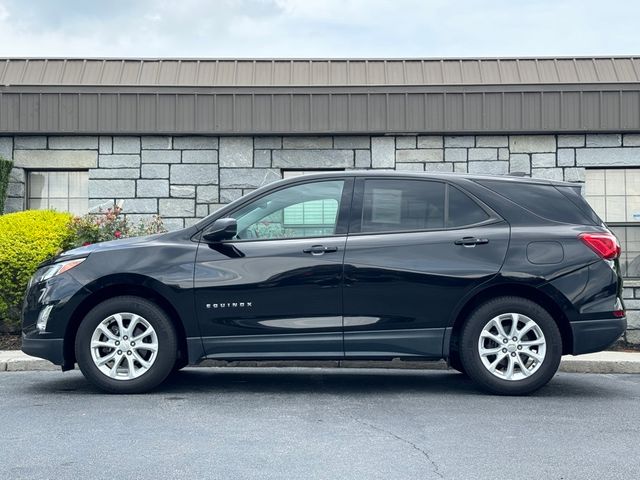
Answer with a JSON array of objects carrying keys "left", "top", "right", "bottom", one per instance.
[
  {"left": 22, "top": 335, "right": 65, "bottom": 367},
  {"left": 570, "top": 317, "right": 627, "bottom": 355}
]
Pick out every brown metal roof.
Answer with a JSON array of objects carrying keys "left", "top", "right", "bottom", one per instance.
[{"left": 2, "top": 57, "right": 639, "bottom": 87}]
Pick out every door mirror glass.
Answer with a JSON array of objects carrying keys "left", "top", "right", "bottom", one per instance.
[{"left": 202, "top": 218, "right": 238, "bottom": 243}]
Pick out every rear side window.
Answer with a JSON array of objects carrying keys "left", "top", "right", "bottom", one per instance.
[
  {"left": 362, "top": 180, "right": 445, "bottom": 232},
  {"left": 447, "top": 186, "right": 490, "bottom": 228},
  {"left": 477, "top": 180, "right": 599, "bottom": 225}
]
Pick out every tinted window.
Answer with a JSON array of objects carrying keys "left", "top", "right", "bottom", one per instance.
[
  {"left": 478, "top": 180, "right": 599, "bottom": 225},
  {"left": 447, "top": 186, "right": 490, "bottom": 227},
  {"left": 233, "top": 180, "right": 344, "bottom": 240},
  {"left": 361, "top": 180, "right": 445, "bottom": 233}
]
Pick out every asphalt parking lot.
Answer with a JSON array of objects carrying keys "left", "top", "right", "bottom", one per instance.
[{"left": 1, "top": 368, "right": 639, "bottom": 480}]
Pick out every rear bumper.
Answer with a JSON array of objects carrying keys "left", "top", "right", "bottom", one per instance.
[
  {"left": 21, "top": 335, "right": 65, "bottom": 368},
  {"left": 570, "top": 317, "right": 627, "bottom": 355}
]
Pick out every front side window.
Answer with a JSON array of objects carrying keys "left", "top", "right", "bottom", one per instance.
[
  {"left": 28, "top": 170, "right": 88, "bottom": 216},
  {"left": 233, "top": 180, "right": 345, "bottom": 240}
]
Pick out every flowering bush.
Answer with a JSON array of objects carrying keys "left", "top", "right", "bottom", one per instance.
[{"left": 65, "top": 205, "right": 166, "bottom": 249}]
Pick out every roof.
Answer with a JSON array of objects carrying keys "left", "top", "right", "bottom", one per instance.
[{"left": 1, "top": 56, "right": 639, "bottom": 87}]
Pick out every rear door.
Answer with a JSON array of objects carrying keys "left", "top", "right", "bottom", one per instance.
[{"left": 342, "top": 177, "right": 510, "bottom": 358}]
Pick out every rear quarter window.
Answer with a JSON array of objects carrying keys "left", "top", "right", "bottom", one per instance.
[{"left": 477, "top": 180, "right": 599, "bottom": 225}]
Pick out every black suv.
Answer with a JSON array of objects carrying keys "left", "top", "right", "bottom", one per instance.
[{"left": 22, "top": 172, "right": 626, "bottom": 395}]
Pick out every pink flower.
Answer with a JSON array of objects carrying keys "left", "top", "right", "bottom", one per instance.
[
  {"left": 82, "top": 242, "right": 91, "bottom": 246},
  {"left": 114, "top": 230, "right": 122, "bottom": 238}
]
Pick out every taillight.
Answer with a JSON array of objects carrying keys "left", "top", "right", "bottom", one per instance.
[{"left": 579, "top": 232, "right": 621, "bottom": 260}]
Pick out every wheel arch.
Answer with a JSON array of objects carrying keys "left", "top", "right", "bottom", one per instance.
[
  {"left": 448, "top": 283, "right": 573, "bottom": 361},
  {"left": 63, "top": 278, "right": 189, "bottom": 370}
]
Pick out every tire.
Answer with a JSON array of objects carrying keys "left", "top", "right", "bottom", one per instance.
[
  {"left": 459, "top": 296, "right": 562, "bottom": 395},
  {"left": 75, "top": 296, "right": 178, "bottom": 394}
]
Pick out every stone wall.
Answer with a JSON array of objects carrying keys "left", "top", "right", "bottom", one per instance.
[{"left": 3, "top": 132, "right": 640, "bottom": 344}]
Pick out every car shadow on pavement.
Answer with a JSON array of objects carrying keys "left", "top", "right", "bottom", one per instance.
[{"left": 24, "top": 367, "right": 633, "bottom": 399}]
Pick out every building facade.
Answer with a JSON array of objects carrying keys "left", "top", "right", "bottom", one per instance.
[{"left": 1, "top": 57, "right": 640, "bottom": 343}]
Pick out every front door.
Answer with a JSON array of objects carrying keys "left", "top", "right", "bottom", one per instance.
[
  {"left": 343, "top": 177, "right": 510, "bottom": 358},
  {"left": 195, "top": 177, "right": 352, "bottom": 359}
]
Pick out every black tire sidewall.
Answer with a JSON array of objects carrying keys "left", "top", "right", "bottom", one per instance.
[
  {"left": 75, "top": 296, "right": 177, "bottom": 394},
  {"left": 459, "top": 297, "right": 562, "bottom": 395}
]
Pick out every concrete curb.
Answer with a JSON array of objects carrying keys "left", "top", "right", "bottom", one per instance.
[{"left": 2, "top": 350, "right": 640, "bottom": 374}]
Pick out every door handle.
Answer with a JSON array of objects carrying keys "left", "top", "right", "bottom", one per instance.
[
  {"left": 454, "top": 237, "right": 489, "bottom": 247},
  {"left": 303, "top": 245, "right": 338, "bottom": 255}
]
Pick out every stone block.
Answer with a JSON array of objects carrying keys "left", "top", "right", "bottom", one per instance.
[
  {"left": 142, "top": 136, "right": 172, "bottom": 149},
  {"left": 532, "top": 153, "right": 556, "bottom": 167},
  {"left": 182, "top": 150, "right": 218, "bottom": 164},
  {"left": 468, "top": 148, "right": 497, "bottom": 161},
  {"left": 141, "top": 150, "right": 181, "bottom": 164},
  {"left": 197, "top": 186, "right": 219, "bottom": 203},
  {"left": 89, "top": 168, "right": 139, "bottom": 179},
  {"left": 171, "top": 185, "right": 196, "bottom": 198},
  {"left": 509, "top": 154, "right": 531, "bottom": 174},
  {"left": 424, "top": 163, "right": 454, "bottom": 173},
  {"left": 417, "top": 136, "right": 444, "bottom": 149},
  {"left": 444, "top": 136, "right": 474, "bottom": 148},
  {"left": 254, "top": 150, "right": 271, "bottom": 167},
  {"left": 623, "top": 134, "right": 640, "bottom": 147},
  {"left": 220, "top": 168, "right": 281, "bottom": 188},
  {"left": 454, "top": 163, "right": 468, "bottom": 173},
  {"left": 396, "top": 149, "right": 443, "bottom": 162},
  {"left": 159, "top": 199, "right": 195, "bottom": 217},
  {"left": 333, "top": 136, "right": 370, "bottom": 149},
  {"left": 532, "top": 168, "right": 564, "bottom": 181},
  {"left": 9, "top": 167, "right": 24, "bottom": 183},
  {"left": 564, "top": 168, "right": 585, "bottom": 182},
  {"left": 509, "top": 135, "right": 556, "bottom": 153},
  {"left": 576, "top": 148, "right": 640, "bottom": 166},
  {"left": 141, "top": 164, "right": 169, "bottom": 179},
  {"left": 282, "top": 136, "right": 332, "bottom": 149},
  {"left": 7, "top": 182, "right": 24, "bottom": 197},
  {"left": 162, "top": 218, "right": 185, "bottom": 231},
  {"left": 137, "top": 179, "right": 169, "bottom": 198},
  {"left": 0, "top": 137, "right": 12, "bottom": 159},
  {"left": 355, "top": 150, "right": 371, "bottom": 168},
  {"left": 468, "top": 161, "right": 508, "bottom": 174},
  {"left": 273, "top": 149, "right": 354, "bottom": 168},
  {"left": 557, "top": 149, "right": 575, "bottom": 166},
  {"left": 171, "top": 164, "right": 219, "bottom": 185},
  {"left": 98, "top": 154, "right": 140, "bottom": 168},
  {"left": 173, "top": 136, "right": 219, "bottom": 150},
  {"left": 498, "top": 148, "right": 509, "bottom": 160},
  {"left": 219, "top": 137, "right": 253, "bottom": 167},
  {"left": 558, "top": 134, "right": 585, "bottom": 147},
  {"left": 89, "top": 180, "right": 135, "bottom": 198},
  {"left": 99, "top": 136, "right": 112, "bottom": 154},
  {"left": 122, "top": 199, "right": 157, "bottom": 214},
  {"left": 371, "top": 137, "right": 395, "bottom": 168},
  {"left": 220, "top": 189, "right": 243, "bottom": 203},
  {"left": 195, "top": 205, "right": 209, "bottom": 218},
  {"left": 444, "top": 148, "right": 466, "bottom": 162},
  {"left": 14, "top": 150, "right": 97, "bottom": 169},
  {"left": 622, "top": 299, "right": 640, "bottom": 310},
  {"left": 113, "top": 136, "right": 141, "bottom": 154},
  {"left": 626, "top": 310, "right": 640, "bottom": 329},
  {"left": 254, "top": 137, "right": 282, "bottom": 149},
  {"left": 14, "top": 136, "right": 45, "bottom": 150},
  {"left": 586, "top": 134, "right": 621, "bottom": 147},
  {"left": 396, "top": 163, "right": 424, "bottom": 171},
  {"left": 395, "top": 136, "right": 417, "bottom": 149},
  {"left": 476, "top": 136, "right": 508, "bottom": 147},
  {"left": 3, "top": 197, "right": 23, "bottom": 213},
  {"left": 49, "top": 136, "right": 98, "bottom": 150}
]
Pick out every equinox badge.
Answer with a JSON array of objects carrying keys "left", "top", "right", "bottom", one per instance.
[{"left": 206, "top": 302, "right": 253, "bottom": 309}]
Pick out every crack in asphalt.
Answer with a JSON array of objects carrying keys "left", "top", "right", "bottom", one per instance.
[{"left": 352, "top": 417, "right": 444, "bottom": 479}]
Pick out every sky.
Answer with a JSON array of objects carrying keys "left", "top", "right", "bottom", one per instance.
[{"left": 0, "top": 0, "right": 639, "bottom": 58}]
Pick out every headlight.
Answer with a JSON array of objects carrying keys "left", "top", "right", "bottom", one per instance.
[{"left": 32, "top": 258, "right": 86, "bottom": 284}]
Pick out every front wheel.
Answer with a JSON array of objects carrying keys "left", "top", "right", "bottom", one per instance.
[
  {"left": 75, "top": 296, "right": 177, "bottom": 394},
  {"left": 459, "top": 297, "right": 562, "bottom": 395}
]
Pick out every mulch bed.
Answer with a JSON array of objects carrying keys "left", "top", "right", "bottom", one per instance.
[{"left": 0, "top": 334, "right": 21, "bottom": 350}]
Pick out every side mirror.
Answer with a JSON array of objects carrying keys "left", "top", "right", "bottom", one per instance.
[{"left": 202, "top": 218, "right": 237, "bottom": 243}]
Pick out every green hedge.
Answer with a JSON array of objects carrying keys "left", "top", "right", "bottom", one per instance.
[
  {"left": 0, "top": 210, "right": 74, "bottom": 331},
  {"left": 0, "top": 157, "right": 13, "bottom": 214}
]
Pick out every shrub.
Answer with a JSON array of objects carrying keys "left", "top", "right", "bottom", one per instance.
[
  {"left": 0, "top": 210, "right": 74, "bottom": 331},
  {"left": 0, "top": 156, "right": 13, "bottom": 214}
]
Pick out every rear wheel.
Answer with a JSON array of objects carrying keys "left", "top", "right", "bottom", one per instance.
[
  {"left": 459, "top": 297, "right": 562, "bottom": 395},
  {"left": 75, "top": 296, "right": 177, "bottom": 394}
]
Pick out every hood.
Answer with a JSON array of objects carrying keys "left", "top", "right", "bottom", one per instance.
[{"left": 59, "top": 233, "right": 165, "bottom": 258}]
